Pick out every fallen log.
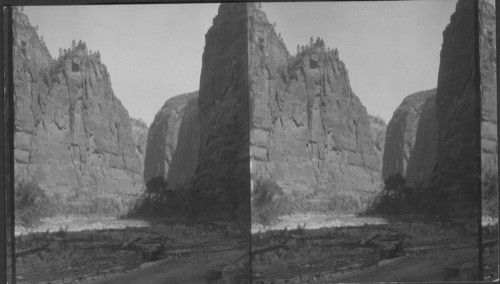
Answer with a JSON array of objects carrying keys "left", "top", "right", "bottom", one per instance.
[
  {"left": 122, "top": 235, "right": 142, "bottom": 249},
  {"left": 16, "top": 243, "right": 50, "bottom": 257},
  {"left": 360, "top": 230, "right": 412, "bottom": 246},
  {"left": 251, "top": 244, "right": 284, "bottom": 256},
  {"left": 210, "top": 246, "right": 242, "bottom": 253},
  {"left": 404, "top": 245, "right": 435, "bottom": 253},
  {"left": 135, "top": 235, "right": 163, "bottom": 244},
  {"left": 164, "top": 248, "right": 196, "bottom": 255},
  {"left": 122, "top": 234, "right": 164, "bottom": 250},
  {"left": 360, "top": 230, "right": 385, "bottom": 245},
  {"left": 483, "top": 239, "right": 498, "bottom": 247},
  {"left": 74, "top": 243, "right": 122, "bottom": 250}
]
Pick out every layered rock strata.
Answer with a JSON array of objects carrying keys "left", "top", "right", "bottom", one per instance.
[
  {"left": 13, "top": 8, "right": 143, "bottom": 204},
  {"left": 248, "top": 3, "right": 382, "bottom": 208}
]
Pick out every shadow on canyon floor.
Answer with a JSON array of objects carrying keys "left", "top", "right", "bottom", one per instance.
[
  {"left": 10, "top": 215, "right": 498, "bottom": 283},
  {"left": 12, "top": 217, "right": 250, "bottom": 284},
  {"left": 251, "top": 216, "right": 498, "bottom": 283}
]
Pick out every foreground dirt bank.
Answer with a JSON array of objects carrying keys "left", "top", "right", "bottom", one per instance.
[
  {"left": 251, "top": 216, "right": 497, "bottom": 283},
  {"left": 14, "top": 218, "right": 250, "bottom": 284}
]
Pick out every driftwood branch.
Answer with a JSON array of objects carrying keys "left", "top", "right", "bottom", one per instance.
[
  {"left": 483, "top": 239, "right": 498, "bottom": 247},
  {"left": 16, "top": 243, "right": 50, "bottom": 257},
  {"left": 164, "top": 248, "right": 195, "bottom": 255},
  {"left": 251, "top": 244, "right": 284, "bottom": 256}
]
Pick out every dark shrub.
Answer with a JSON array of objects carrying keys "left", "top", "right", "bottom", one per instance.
[
  {"left": 15, "top": 180, "right": 51, "bottom": 228},
  {"left": 367, "top": 173, "right": 414, "bottom": 215},
  {"left": 128, "top": 176, "right": 183, "bottom": 218},
  {"left": 184, "top": 175, "right": 248, "bottom": 223},
  {"left": 252, "top": 177, "right": 292, "bottom": 226},
  {"left": 88, "top": 196, "right": 121, "bottom": 216},
  {"left": 326, "top": 193, "right": 360, "bottom": 213},
  {"left": 145, "top": 176, "right": 169, "bottom": 196},
  {"left": 366, "top": 173, "right": 455, "bottom": 216}
]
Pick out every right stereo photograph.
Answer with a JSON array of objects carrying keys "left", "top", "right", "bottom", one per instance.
[{"left": 249, "top": 0, "right": 497, "bottom": 282}]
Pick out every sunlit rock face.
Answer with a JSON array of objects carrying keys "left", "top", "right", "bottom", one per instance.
[
  {"left": 143, "top": 91, "right": 198, "bottom": 184},
  {"left": 13, "top": 7, "right": 143, "bottom": 205},
  {"left": 248, "top": 3, "right": 382, "bottom": 210},
  {"left": 382, "top": 89, "right": 437, "bottom": 184}
]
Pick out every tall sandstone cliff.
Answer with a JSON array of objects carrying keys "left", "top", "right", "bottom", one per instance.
[
  {"left": 183, "top": 3, "right": 250, "bottom": 221},
  {"left": 425, "top": 0, "right": 479, "bottom": 216},
  {"left": 382, "top": 89, "right": 437, "bottom": 184},
  {"left": 166, "top": 96, "right": 200, "bottom": 189},
  {"left": 143, "top": 91, "right": 198, "bottom": 184},
  {"left": 479, "top": 0, "right": 497, "bottom": 176},
  {"left": 13, "top": 8, "right": 143, "bottom": 205},
  {"left": 248, "top": 4, "right": 381, "bottom": 208}
]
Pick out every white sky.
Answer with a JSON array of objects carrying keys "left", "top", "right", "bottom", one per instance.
[{"left": 24, "top": 1, "right": 458, "bottom": 125}]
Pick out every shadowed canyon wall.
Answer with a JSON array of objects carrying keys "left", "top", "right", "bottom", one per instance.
[
  {"left": 182, "top": 3, "right": 250, "bottom": 222},
  {"left": 424, "top": 0, "right": 480, "bottom": 217},
  {"left": 404, "top": 93, "right": 438, "bottom": 186},
  {"left": 166, "top": 96, "right": 200, "bottom": 189},
  {"left": 143, "top": 91, "right": 198, "bottom": 184},
  {"left": 382, "top": 89, "right": 437, "bottom": 185},
  {"left": 381, "top": 0, "right": 496, "bottom": 217},
  {"left": 369, "top": 115, "right": 387, "bottom": 172}
]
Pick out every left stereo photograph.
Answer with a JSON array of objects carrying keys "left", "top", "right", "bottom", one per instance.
[{"left": 7, "top": 4, "right": 251, "bottom": 283}]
